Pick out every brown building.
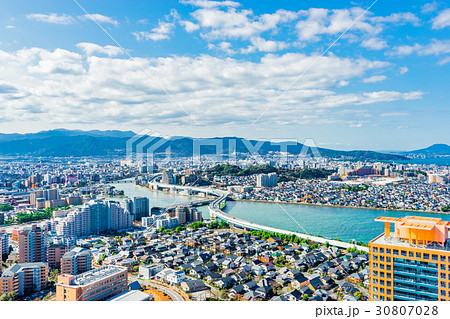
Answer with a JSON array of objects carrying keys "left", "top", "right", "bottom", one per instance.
[
  {"left": 61, "top": 247, "right": 92, "bottom": 275},
  {"left": 16, "top": 225, "right": 47, "bottom": 264},
  {"left": 0, "top": 262, "right": 48, "bottom": 296},
  {"left": 47, "top": 244, "right": 68, "bottom": 269},
  {"left": 56, "top": 266, "right": 128, "bottom": 301}
]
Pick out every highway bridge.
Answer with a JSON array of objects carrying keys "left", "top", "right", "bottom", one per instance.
[{"left": 150, "top": 181, "right": 369, "bottom": 252}]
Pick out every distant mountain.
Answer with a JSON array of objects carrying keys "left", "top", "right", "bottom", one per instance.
[
  {"left": 408, "top": 144, "right": 450, "bottom": 156},
  {"left": 0, "top": 129, "right": 409, "bottom": 160}
]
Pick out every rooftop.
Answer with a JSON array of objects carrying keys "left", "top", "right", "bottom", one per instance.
[
  {"left": 107, "top": 290, "right": 151, "bottom": 301},
  {"left": 73, "top": 265, "right": 126, "bottom": 287}
]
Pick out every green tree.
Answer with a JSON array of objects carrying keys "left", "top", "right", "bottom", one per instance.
[
  {"left": 219, "top": 290, "right": 228, "bottom": 300},
  {"left": 302, "top": 294, "right": 309, "bottom": 301}
]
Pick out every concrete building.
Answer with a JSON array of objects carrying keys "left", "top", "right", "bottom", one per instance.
[
  {"left": 156, "top": 216, "right": 179, "bottom": 230},
  {"left": 15, "top": 225, "right": 47, "bottom": 263},
  {"left": 30, "top": 189, "right": 59, "bottom": 208},
  {"left": 161, "top": 170, "right": 175, "bottom": 184},
  {"left": 47, "top": 244, "right": 68, "bottom": 269},
  {"left": 61, "top": 247, "right": 92, "bottom": 275},
  {"left": 0, "top": 262, "right": 48, "bottom": 296},
  {"left": 0, "top": 229, "right": 9, "bottom": 257},
  {"left": 256, "top": 173, "right": 278, "bottom": 187},
  {"left": 369, "top": 216, "right": 450, "bottom": 301},
  {"left": 56, "top": 265, "right": 128, "bottom": 301},
  {"left": 139, "top": 264, "right": 164, "bottom": 279},
  {"left": 124, "top": 196, "right": 149, "bottom": 221},
  {"left": 54, "top": 200, "right": 132, "bottom": 238}
]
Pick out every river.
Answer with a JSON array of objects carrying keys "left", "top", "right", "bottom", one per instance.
[{"left": 110, "top": 181, "right": 450, "bottom": 244}]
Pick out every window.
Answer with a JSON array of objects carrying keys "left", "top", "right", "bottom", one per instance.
[
  {"left": 380, "top": 280, "right": 385, "bottom": 286},
  {"left": 380, "top": 248, "right": 384, "bottom": 254},
  {"left": 441, "top": 256, "right": 446, "bottom": 262},
  {"left": 440, "top": 273, "right": 446, "bottom": 279},
  {"left": 386, "top": 249, "right": 391, "bottom": 254},
  {"left": 409, "top": 251, "right": 414, "bottom": 258},
  {"left": 393, "top": 250, "right": 399, "bottom": 256},
  {"left": 373, "top": 247, "right": 378, "bottom": 253},
  {"left": 387, "top": 281, "right": 392, "bottom": 287},
  {"left": 401, "top": 250, "right": 407, "bottom": 257},
  {"left": 440, "top": 282, "right": 446, "bottom": 288},
  {"left": 387, "top": 257, "right": 391, "bottom": 262},
  {"left": 387, "top": 265, "right": 391, "bottom": 271},
  {"left": 387, "top": 289, "right": 391, "bottom": 295},
  {"left": 416, "top": 252, "right": 421, "bottom": 258},
  {"left": 432, "top": 254, "right": 438, "bottom": 261},
  {"left": 424, "top": 253, "right": 429, "bottom": 259},
  {"left": 441, "top": 264, "right": 446, "bottom": 270},
  {"left": 441, "top": 290, "right": 446, "bottom": 297}
]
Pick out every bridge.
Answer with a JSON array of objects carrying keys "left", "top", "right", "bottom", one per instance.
[{"left": 150, "top": 181, "right": 369, "bottom": 252}]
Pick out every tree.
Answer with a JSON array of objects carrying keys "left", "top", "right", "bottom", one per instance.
[
  {"left": 219, "top": 290, "right": 228, "bottom": 300},
  {"left": 354, "top": 291, "right": 363, "bottom": 300},
  {"left": 302, "top": 294, "right": 309, "bottom": 301},
  {"left": 49, "top": 269, "right": 60, "bottom": 283}
]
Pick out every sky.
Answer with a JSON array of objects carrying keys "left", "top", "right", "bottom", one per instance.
[{"left": 0, "top": 0, "right": 449, "bottom": 151}]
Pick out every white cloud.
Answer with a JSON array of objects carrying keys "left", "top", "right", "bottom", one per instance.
[
  {"left": 5, "top": 25, "right": 15, "bottom": 29},
  {"left": 191, "top": 8, "right": 298, "bottom": 40},
  {"left": 422, "top": 1, "right": 439, "bottom": 14},
  {"left": 180, "top": 0, "right": 241, "bottom": 8},
  {"left": 79, "top": 14, "right": 119, "bottom": 26},
  {"left": 26, "top": 13, "right": 75, "bottom": 25},
  {"left": 180, "top": 20, "right": 200, "bottom": 32},
  {"left": 380, "top": 112, "right": 410, "bottom": 117},
  {"left": 370, "top": 12, "right": 420, "bottom": 26},
  {"left": 208, "top": 41, "right": 235, "bottom": 55},
  {"left": 0, "top": 46, "right": 421, "bottom": 127},
  {"left": 432, "top": 9, "right": 450, "bottom": 29},
  {"left": 361, "top": 38, "right": 387, "bottom": 50},
  {"left": 399, "top": 66, "right": 409, "bottom": 74},
  {"left": 438, "top": 56, "right": 450, "bottom": 65},
  {"left": 133, "top": 21, "right": 174, "bottom": 41},
  {"left": 390, "top": 39, "right": 450, "bottom": 56},
  {"left": 76, "top": 43, "right": 122, "bottom": 57},
  {"left": 243, "top": 37, "right": 290, "bottom": 53},
  {"left": 363, "top": 75, "right": 387, "bottom": 83}
]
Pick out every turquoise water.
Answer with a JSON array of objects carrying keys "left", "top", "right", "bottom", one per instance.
[
  {"left": 223, "top": 201, "right": 450, "bottom": 243},
  {"left": 111, "top": 182, "right": 450, "bottom": 244}
]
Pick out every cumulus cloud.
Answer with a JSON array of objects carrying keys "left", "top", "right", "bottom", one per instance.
[
  {"left": 363, "top": 75, "right": 387, "bottom": 83},
  {"left": 26, "top": 13, "right": 75, "bottom": 25},
  {"left": 79, "top": 14, "right": 119, "bottom": 26},
  {"left": 399, "top": 66, "right": 409, "bottom": 74},
  {"left": 422, "top": 1, "right": 439, "bottom": 14},
  {"left": 76, "top": 43, "right": 123, "bottom": 57},
  {"left": 390, "top": 39, "right": 450, "bottom": 56},
  {"left": 180, "top": 20, "right": 200, "bottom": 32},
  {"left": 133, "top": 21, "right": 174, "bottom": 41},
  {"left": 0, "top": 46, "right": 422, "bottom": 127},
  {"left": 361, "top": 37, "right": 387, "bottom": 50},
  {"left": 432, "top": 9, "right": 450, "bottom": 29}
]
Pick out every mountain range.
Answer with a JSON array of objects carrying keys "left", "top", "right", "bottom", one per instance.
[{"left": 0, "top": 129, "right": 446, "bottom": 160}]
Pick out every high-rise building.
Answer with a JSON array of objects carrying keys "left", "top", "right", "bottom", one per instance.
[
  {"left": 56, "top": 265, "right": 127, "bottom": 301},
  {"left": 0, "top": 262, "right": 48, "bottom": 296},
  {"left": 30, "top": 189, "right": 59, "bottom": 208},
  {"left": 47, "top": 244, "right": 68, "bottom": 269},
  {"left": 124, "top": 196, "right": 149, "bottom": 221},
  {"left": 61, "top": 247, "right": 92, "bottom": 275},
  {"left": 161, "top": 170, "right": 175, "bottom": 184},
  {"left": 54, "top": 200, "right": 132, "bottom": 238},
  {"left": 256, "top": 173, "right": 278, "bottom": 187},
  {"left": 16, "top": 225, "right": 47, "bottom": 263},
  {"left": 0, "top": 229, "right": 9, "bottom": 257},
  {"left": 0, "top": 212, "right": 4, "bottom": 225},
  {"left": 369, "top": 216, "right": 450, "bottom": 301}
]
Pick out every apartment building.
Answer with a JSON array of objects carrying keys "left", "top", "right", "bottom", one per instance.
[
  {"left": 61, "top": 247, "right": 92, "bottom": 275},
  {"left": 14, "top": 225, "right": 47, "bottom": 263},
  {"left": 369, "top": 216, "right": 450, "bottom": 301},
  {"left": 56, "top": 265, "right": 128, "bottom": 301},
  {"left": 0, "top": 229, "right": 9, "bottom": 256},
  {"left": 47, "top": 244, "right": 68, "bottom": 269},
  {"left": 0, "top": 262, "right": 48, "bottom": 296}
]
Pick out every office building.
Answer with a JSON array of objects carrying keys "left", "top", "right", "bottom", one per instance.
[
  {"left": 161, "top": 170, "right": 175, "bottom": 184},
  {"left": 156, "top": 216, "right": 179, "bottom": 230},
  {"left": 0, "top": 229, "right": 9, "bottom": 256},
  {"left": 0, "top": 262, "right": 48, "bottom": 296},
  {"left": 56, "top": 265, "right": 127, "bottom": 301},
  {"left": 30, "top": 189, "right": 59, "bottom": 208},
  {"left": 47, "top": 244, "right": 68, "bottom": 269},
  {"left": 15, "top": 225, "right": 47, "bottom": 263},
  {"left": 124, "top": 196, "right": 149, "bottom": 221},
  {"left": 369, "top": 216, "right": 450, "bottom": 301},
  {"left": 61, "top": 247, "right": 92, "bottom": 275},
  {"left": 0, "top": 212, "right": 4, "bottom": 225}
]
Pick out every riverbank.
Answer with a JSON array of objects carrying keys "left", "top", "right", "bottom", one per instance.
[{"left": 233, "top": 198, "right": 450, "bottom": 216}]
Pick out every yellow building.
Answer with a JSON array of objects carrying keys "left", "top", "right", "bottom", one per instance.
[{"left": 369, "top": 216, "right": 450, "bottom": 301}]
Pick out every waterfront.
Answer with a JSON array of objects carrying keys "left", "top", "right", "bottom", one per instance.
[{"left": 111, "top": 181, "right": 450, "bottom": 244}]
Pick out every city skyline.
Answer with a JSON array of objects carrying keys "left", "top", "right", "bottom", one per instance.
[{"left": 0, "top": 0, "right": 449, "bottom": 150}]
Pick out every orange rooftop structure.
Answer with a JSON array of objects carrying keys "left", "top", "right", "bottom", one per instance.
[{"left": 375, "top": 216, "right": 450, "bottom": 246}]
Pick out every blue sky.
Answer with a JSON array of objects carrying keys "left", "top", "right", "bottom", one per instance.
[{"left": 0, "top": 0, "right": 449, "bottom": 150}]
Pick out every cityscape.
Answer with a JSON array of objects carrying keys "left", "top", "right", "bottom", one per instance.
[{"left": 0, "top": 0, "right": 450, "bottom": 312}]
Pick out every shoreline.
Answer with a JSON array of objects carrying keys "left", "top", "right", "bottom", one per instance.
[{"left": 130, "top": 182, "right": 450, "bottom": 217}]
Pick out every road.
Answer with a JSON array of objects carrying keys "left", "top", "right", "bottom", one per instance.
[{"left": 128, "top": 275, "right": 186, "bottom": 301}]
